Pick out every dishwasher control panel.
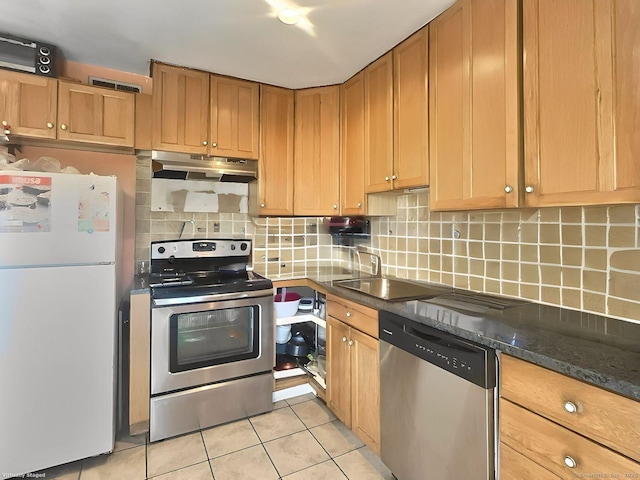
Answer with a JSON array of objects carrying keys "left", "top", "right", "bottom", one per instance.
[{"left": 379, "top": 310, "right": 496, "bottom": 389}]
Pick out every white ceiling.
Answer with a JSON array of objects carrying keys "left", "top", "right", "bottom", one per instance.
[{"left": 3, "top": 0, "right": 455, "bottom": 89}]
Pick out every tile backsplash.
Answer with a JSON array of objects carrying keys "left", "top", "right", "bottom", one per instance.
[
  {"left": 135, "top": 157, "right": 337, "bottom": 273},
  {"left": 136, "top": 156, "right": 640, "bottom": 323},
  {"left": 368, "top": 191, "right": 640, "bottom": 324}
]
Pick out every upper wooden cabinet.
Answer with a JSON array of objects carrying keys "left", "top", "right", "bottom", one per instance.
[
  {"left": 429, "top": 0, "right": 520, "bottom": 211},
  {"left": 57, "top": 81, "right": 135, "bottom": 147},
  {"left": 210, "top": 75, "right": 259, "bottom": 159},
  {"left": 364, "top": 53, "right": 394, "bottom": 193},
  {"left": 523, "top": 0, "right": 640, "bottom": 207},
  {"left": 259, "top": 85, "right": 294, "bottom": 216},
  {"left": 151, "top": 62, "right": 209, "bottom": 154},
  {"left": 393, "top": 27, "right": 429, "bottom": 190},
  {"left": 0, "top": 70, "right": 134, "bottom": 148},
  {"left": 340, "top": 71, "right": 366, "bottom": 215},
  {"left": 0, "top": 70, "right": 57, "bottom": 140},
  {"left": 294, "top": 86, "right": 340, "bottom": 216}
]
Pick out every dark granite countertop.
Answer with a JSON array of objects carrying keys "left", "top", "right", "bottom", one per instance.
[
  {"left": 314, "top": 278, "right": 640, "bottom": 402},
  {"left": 130, "top": 270, "right": 640, "bottom": 401}
]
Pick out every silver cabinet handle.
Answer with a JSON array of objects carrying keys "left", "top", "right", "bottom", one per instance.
[
  {"left": 346, "top": 311, "right": 352, "bottom": 317},
  {"left": 260, "top": 203, "right": 265, "bottom": 208},
  {"left": 202, "top": 141, "right": 208, "bottom": 146},
  {"left": 46, "top": 122, "right": 54, "bottom": 129},
  {"left": 504, "top": 185, "right": 513, "bottom": 193},
  {"left": 60, "top": 124, "right": 68, "bottom": 131},
  {"left": 211, "top": 142, "right": 217, "bottom": 148},
  {"left": 348, "top": 340, "right": 354, "bottom": 346},
  {"left": 391, "top": 174, "right": 397, "bottom": 180},
  {"left": 564, "top": 401, "right": 577, "bottom": 413},
  {"left": 342, "top": 336, "right": 347, "bottom": 342},
  {"left": 333, "top": 204, "right": 338, "bottom": 209},
  {"left": 385, "top": 176, "right": 390, "bottom": 181},
  {"left": 564, "top": 456, "right": 577, "bottom": 468},
  {"left": 357, "top": 202, "right": 362, "bottom": 208},
  {"left": 1, "top": 120, "right": 7, "bottom": 127},
  {"left": 525, "top": 186, "right": 534, "bottom": 193}
]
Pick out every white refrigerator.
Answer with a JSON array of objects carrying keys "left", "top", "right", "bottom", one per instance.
[{"left": 0, "top": 170, "right": 121, "bottom": 475}]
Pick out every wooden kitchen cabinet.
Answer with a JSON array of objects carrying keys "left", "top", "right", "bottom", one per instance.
[
  {"left": 429, "top": 0, "right": 520, "bottom": 211},
  {"left": 0, "top": 70, "right": 57, "bottom": 140},
  {"left": 259, "top": 85, "right": 294, "bottom": 216},
  {"left": 500, "top": 355, "right": 640, "bottom": 478},
  {"left": 364, "top": 52, "right": 394, "bottom": 194},
  {"left": 326, "top": 295, "right": 380, "bottom": 454},
  {"left": 209, "top": 75, "right": 259, "bottom": 159},
  {"left": 294, "top": 86, "right": 340, "bottom": 216},
  {"left": 151, "top": 62, "right": 210, "bottom": 154},
  {"left": 340, "top": 71, "right": 366, "bottom": 215},
  {"left": 522, "top": 0, "right": 640, "bottom": 207},
  {"left": 500, "top": 442, "right": 561, "bottom": 480},
  {"left": 128, "top": 291, "right": 150, "bottom": 435},
  {"left": 393, "top": 26, "right": 429, "bottom": 190},
  {"left": 57, "top": 81, "right": 135, "bottom": 147}
]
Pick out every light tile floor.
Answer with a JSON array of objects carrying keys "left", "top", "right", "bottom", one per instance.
[{"left": 38, "top": 393, "right": 393, "bottom": 480}]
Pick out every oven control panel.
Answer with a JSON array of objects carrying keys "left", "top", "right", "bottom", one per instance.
[{"left": 151, "top": 239, "right": 251, "bottom": 259}]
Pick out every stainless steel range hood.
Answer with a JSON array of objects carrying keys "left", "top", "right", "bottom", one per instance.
[{"left": 144, "top": 150, "right": 258, "bottom": 182}]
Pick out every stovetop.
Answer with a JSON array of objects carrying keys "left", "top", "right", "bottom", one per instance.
[
  {"left": 149, "top": 238, "right": 273, "bottom": 302},
  {"left": 150, "top": 270, "right": 273, "bottom": 301}
]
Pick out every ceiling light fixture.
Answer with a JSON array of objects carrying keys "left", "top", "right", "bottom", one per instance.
[{"left": 278, "top": 8, "right": 301, "bottom": 25}]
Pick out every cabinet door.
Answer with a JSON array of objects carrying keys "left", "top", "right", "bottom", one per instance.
[
  {"left": 364, "top": 52, "right": 394, "bottom": 193},
  {"left": 327, "top": 317, "right": 351, "bottom": 427},
  {"left": 501, "top": 398, "right": 640, "bottom": 477},
  {"left": 152, "top": 63, "right": 209, "bottom": 154},
  {"left": 340, "top": 71, "right": 366, "bottom": 215},
  {"left": 429, "top": 0, "right": 520, "bottom": 211},
  {"left": 523, "top": 0, "right": 640, "bottom": 206},
  {"left": 350, "top": 328, "right": 380, "bottom": 455},
  {"left": 210, "top": 75, "right": 259, "bottom": 159},
  {"left": 294, "top": 86, "right": 340, "bottom": 216},
  {"left": 0, "top": 70, "right": 57, "bottom": 139},
  {"left": 259, "top": 85, "right": 294, "bottom": 216},
  {"left": 57, "top": 82, "right": 135, "bottom": 147},
  {"left": 500, "top": 442, "right": 561, "bottom": 480},
  {"left": 393, "top": 27, "right": 429, "bottom": 190}
]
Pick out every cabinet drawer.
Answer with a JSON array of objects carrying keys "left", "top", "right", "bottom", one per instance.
[
  {"left": 501, "top": 354, "right": 640, "bottom": 462},
  {"left": 500, "top": 442, "right": 560, "bottom": 480},
  {"left": 501, "top": 398, "right": 640, "bottom": 478},
  {"left": 327, "top": 295, "right": 378, "bottom": 338}
]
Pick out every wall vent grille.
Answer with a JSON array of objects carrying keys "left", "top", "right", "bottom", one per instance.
[{"left": 89, "top": 76, "right": 142, "bottom": 93}]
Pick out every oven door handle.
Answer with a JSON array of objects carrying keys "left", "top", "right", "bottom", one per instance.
[{"left": 152, "top": 288, "right": 274, "bottom": 307}]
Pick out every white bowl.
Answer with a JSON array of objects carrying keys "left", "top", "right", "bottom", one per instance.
[
  {"left": 274, "top": 292, "right": 301, "bottom": 318},
  {"left": 276, "top": 325, "right": 292, "bottom": 344},
  {"left": 274, "top": 300, "right": 300, "bottom": 318}
]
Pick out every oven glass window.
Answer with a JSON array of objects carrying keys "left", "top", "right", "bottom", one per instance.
[{"left": 169, "top": 306, "right": 259, "bottom": 372}]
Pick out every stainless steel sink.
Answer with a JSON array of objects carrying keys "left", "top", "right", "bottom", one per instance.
[{"left": 333, "top": 277, "right": 453, "bottom": 302}]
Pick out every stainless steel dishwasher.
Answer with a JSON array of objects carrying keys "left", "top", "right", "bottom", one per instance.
[{"left": 379, "top": 310, "right": 497, "bottom": 480}]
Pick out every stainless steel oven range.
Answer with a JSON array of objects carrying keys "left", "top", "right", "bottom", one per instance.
[{"left": 149, "top": 239, "right": 274, "bottom": 442}]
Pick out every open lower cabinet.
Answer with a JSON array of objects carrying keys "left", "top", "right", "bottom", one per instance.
[{"left": 272, "top": 285, "right": 327, "bottom": 402}]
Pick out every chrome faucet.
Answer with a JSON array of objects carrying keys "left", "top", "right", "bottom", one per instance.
[
  {"left": 349, "top": 247, "right": 382, "bottom": 278},
  {"left": 178, "top": 220, "right": 195, "bottom": 239}
]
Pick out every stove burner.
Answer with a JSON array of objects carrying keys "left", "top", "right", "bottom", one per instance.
[{"left": 149, "top": 239, "right": 273, "bottom": 306}]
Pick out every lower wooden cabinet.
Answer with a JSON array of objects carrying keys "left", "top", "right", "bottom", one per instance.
[
  {"left": 500, "top": 442, "right": 561, "bottom": 480},
  {"left": 500, "top": 355, "right": 640, "bottom": 478},
  {"left": 326, "top": 296, "right": 380, "bottom": 454},
  {"left": 129, "top": 291, "right": 150, "bottom": 435}
]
